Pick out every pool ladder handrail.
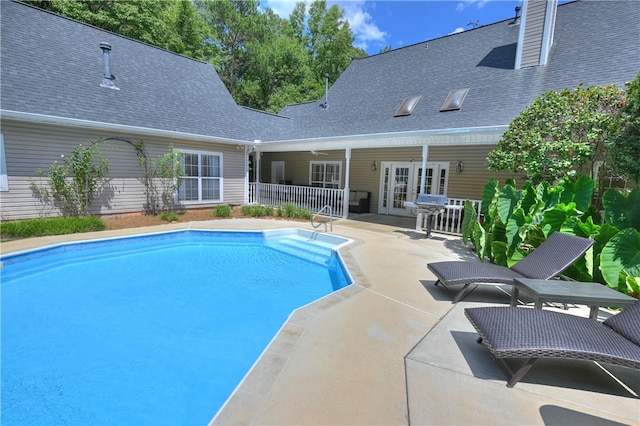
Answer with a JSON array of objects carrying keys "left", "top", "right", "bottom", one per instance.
[{"left": 311, "top": 205, "right": 333, "bottom": 232}]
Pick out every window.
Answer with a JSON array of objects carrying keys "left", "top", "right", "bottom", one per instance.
[
  {"left": 309, "top": 161, "right": 341, "bottom": 188},
  {"left": 0, "top": 134, "right": 7, "bottom": 191},
  {"left": 178, "top": 150, "right": 223, "bottom": 203},
  {"left": 394, "top": 95, "right": 422, "bottom": 117},
  {"left": 440, "top": 88, "right": 469, "bottom": 111}
]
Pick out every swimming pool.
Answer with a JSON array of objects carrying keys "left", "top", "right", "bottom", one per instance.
[{"left": 1, "top": 229, "right": 352, "bottom": 425}]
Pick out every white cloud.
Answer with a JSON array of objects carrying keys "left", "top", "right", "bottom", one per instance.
[
  {"left": 450, "top": 27, "right": 465, "bottom": 34},
  {"left": 261, "top": 0, "right": 303, "bottom": 18},
  {"left": 456, "top": 0, "right": 491, "bottom": 11},
  {"left": 262, "top": 0, "right": 388, "bottom": 52},
  {"left": 338, "top": 1, "right": 387, "bottom": 52}
]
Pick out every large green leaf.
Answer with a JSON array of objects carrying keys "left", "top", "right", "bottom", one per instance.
[
  {"left": 560, "top": 174, "right": 595, "bottom": 213},
  {"left": 461, "top": 199, "right": 477, "bottom": 244},
  {"left": 491, "top": 241, "right": 508, "bottom": 267},
  {"left": 600, "top": 228, "right": 640, "bottom": 291},
  {"left": 505, "top": 208, "right": 526, "bottom": 254},
  {"left": 497, "top": 185, "right": 520, "bottom": 225},
  {"left": 472, "top": 222, "right": 487, "bottom": 261},
  {"left": 603, "top": 187, "right": 640, "bottom": 232},
  {"left": 624, "top": 274, "right": 640, "bottom": 298},
  {"left": 481, "top": 178, "right": 499, "bottom": 218},
  {"left": 520, "top": 182, "right": 536, "bottom": 215}
]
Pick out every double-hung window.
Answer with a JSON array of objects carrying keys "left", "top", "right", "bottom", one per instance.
[
  {"left": 178, "top": 150, "right": 223, "bottom": 203},
  {"left": 309, "top": 161, "right": 341, "bottom": 188}
]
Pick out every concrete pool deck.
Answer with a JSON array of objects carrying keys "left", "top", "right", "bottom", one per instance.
[{"left": 2, "top": 217, "right": 639, "bottom": 425}]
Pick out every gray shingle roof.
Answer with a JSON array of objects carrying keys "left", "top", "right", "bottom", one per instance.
[
  {"left": 277, "top": 0, "right": 640, "bottom": 141},
  {"left": 0, "top": 0, "right": 286, "bottom": 142},
  {"left": 2, "top": 1, "right": 638, "bottom": 146}
]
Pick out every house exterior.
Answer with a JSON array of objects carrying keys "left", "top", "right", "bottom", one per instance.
[{"left": 1, "top": 0, "right": 639, "bottom": 225}]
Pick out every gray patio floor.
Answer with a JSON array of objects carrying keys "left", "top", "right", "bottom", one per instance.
[{"left": 3, "top": 216, "right": 638, "bottom": 425}]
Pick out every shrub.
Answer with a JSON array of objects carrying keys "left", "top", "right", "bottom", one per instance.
[
  {"left": 160, "top": 211, "right": 180, "bottom": 222},
  {"left": 0, "top": 216, "right": 105, "bottom": 239},
  {"left": 278, "top": 203, "right": 312, "bottom": 219},
  {"left": 212, "top": 204, "right": 231, "bottom": 217},
  {"left": 30, "top": 141, "right": 109, "bottom": 216}
]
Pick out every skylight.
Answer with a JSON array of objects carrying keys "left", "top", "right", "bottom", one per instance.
[
  {"left": 394, "top": 95, "right": 422, "bottom": 117},
  {"left": 440, "top": 88, "right": 469, "bottom": 111}
]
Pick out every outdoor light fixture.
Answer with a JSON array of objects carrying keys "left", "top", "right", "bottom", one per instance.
[
  {"left": 456, "top": 161, "right": 464, "bottom": 173},
  {"left": 371, "top": 161, "right": 378, "bottom": 171}
]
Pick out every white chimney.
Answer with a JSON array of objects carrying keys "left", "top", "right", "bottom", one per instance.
[{"left": 514, "top": 0, "right": 558, "bottom": 69}]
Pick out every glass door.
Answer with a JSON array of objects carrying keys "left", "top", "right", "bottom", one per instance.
[{"left": 379, "top": 162, "right": 449, "bottom": 216}]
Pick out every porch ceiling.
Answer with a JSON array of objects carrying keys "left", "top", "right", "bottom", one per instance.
[{"left": 254, "top": 125, "right": 508, "bottom": 152}]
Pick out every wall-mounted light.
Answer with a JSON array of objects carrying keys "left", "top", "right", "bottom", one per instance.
[
  {"left": 456, "top": 161, "right": 464, "bottom": 174},
  {"left": 236, "top": 145, "right": 242, "bottom": 151},
  {"left": 371, "top": 161, "right": 378, "bottom": 171}
]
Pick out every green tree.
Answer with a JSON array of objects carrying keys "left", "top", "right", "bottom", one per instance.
[
  {"left": 196, "top": 0, "right": 264, "bottom": 97},
  {"left": 162, "top": 0, "right": 210, "bottom": 60},
  {"left": 306, "top": 0, "right": 367, "bottom": 83},
  {"left": 609, "top": 72, "right": 640, "bottom": 183},
  {"left": 487, "top": 83, "right": 625, "bottom": 205},
  {"left": 25, "top": 0, "right": 176, "bottom": 49},
  {"left": 237, "top": 8, "right": 321, "bottom": 112}
]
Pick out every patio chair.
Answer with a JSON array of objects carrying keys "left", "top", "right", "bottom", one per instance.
[
  {"left": 427, "top": 232, "right": 594, "bottom": 303},
  {"left": 464, "top": 302, "right": 640, "bottom": 388}
]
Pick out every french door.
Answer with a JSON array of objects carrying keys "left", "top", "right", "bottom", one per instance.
[{"left": 378, "top": 162, "right": 449, "bottom": 216}]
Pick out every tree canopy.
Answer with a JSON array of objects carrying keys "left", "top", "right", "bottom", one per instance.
[
  {"left": 608, "top": 73, "right": 640, "bottom": 183},
  {"left": 487, "top": 83, "right": 627, "bottom": 188},
  {"left": 26, "top": 0, "right": 367, "bottom": 113}
]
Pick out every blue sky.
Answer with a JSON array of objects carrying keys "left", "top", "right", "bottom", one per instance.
[{"left": 262, "top": 0, "right": 527, "bottom": 55}]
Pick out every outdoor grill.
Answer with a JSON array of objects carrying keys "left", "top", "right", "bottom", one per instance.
[{"left": 404, "top": 194, "right": 448, "bottom": 238}]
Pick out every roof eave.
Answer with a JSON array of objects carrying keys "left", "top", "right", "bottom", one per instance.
[
  {"left": 0, "top": 110, "right": 253, "bottom": 145},
  {"left": 255, "top": 125, "right": 509, "bottom": 152}
]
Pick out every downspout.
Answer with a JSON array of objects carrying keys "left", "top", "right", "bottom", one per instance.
[{"left": 343, "top": 148, "right": 351, "bottom": 218}]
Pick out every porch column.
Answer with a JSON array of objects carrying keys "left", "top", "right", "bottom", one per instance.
[
  {"left": 255, "top": 150, "right": 261, "bottom": 204},
  {"left": 343, "top": 148, "right": 351, "bottom": 218},
  {"left": 420, "top": 145, "right": 429, "bottom": 194},
  {"left": 417, "top": 145, "right": 429, "bottom": 231}
]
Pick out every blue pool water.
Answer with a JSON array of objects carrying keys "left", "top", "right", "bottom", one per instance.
[{"left": 1, "top": 230, "right": 351, "bottom": 425}]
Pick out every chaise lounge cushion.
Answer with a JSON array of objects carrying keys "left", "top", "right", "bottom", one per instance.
[
  {"left": 465, "top": 302, "right": 640, "bottom": 387},
  {"left": 604, "top": 301, "right": 640, "bottom": 346},
  {"left": 428, "top": 232, "right": 595, "bottom": 303}
]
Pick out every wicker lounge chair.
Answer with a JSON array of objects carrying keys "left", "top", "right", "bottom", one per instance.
[
  {"left": 427, "top": 232, "right": 595, "bottom": 302},
  {"left": 465, "top": 302, "right": 640, "bottom": 387}
]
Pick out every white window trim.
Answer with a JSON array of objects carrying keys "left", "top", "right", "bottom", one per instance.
[
  {"left": 309, "top": 160, "right": 342, "bottom": 188},
  {"left": 0, "top": 134, "right": 8, "bottom": 192},
  {"left": 177, "top": 149, "right": 223, "bottom": 204}
]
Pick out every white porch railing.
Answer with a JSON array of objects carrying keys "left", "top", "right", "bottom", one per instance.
[
  {"left": 416, "top": 197, "right": 482, "bottom": 236},
  {"left": 248, "top": 183, "right": 480, "bottom": 236},
  {"left": 249, "top": 183, "right": 345, "bottom": 217}
]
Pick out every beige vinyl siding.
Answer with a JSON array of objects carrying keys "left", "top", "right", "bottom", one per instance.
[
  {"left": 429, "top": 145, "right": 522, "bottom": 199},
  {"left": 0, "top": 120, "right": 246, "bottom": 220},
  {"left": 261, "top": 144, "right": 521, "bottom": 214},
  {"left": 520, "top": 1, "right": 547, "bottom": 68}
]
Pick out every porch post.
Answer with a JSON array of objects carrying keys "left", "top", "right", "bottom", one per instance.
[
  {"left": 420, "top": 145, "right": 429, "bottom": 194},
  {"left": 417, "top": 145, "right": 429, "bottom": 231},
  {"left": 255, "top": 150, "right": 261, "bottom": 204},
  {"left": 343, "top": 148, "right": 351, "bottom": 218}
]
